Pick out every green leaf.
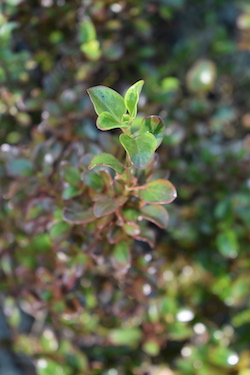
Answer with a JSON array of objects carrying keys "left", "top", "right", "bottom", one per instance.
[
  {"left": 96, "top": 111, "right": 123, "bottom": 131},
  {"left": 142, "top": 339, "right": 160, "bottom": 356},
  {"left": 49, "top": 221, "right": 70, "bottom": 239},
  {"left": 135, "top": 224, "right": 155, "bottom": 248},
  {"left": 89, "top": 153, "right": 124, "bottom": 174},
  {"left": 109, "top": 328, "right": 142, "bottom": 346},
  {"left": 87, "top": 86, "right": 126, "bottom": 122},
  {"left": 139, "top": 115, "right": 165, "bottom": 148},
  {"left": 112, "top": 241, "right": 131, "bottom": 272},
  {"left": 7, "top": 158, "right": 34, "bottom": 177},
  {"left": 81, "top": 40, "right": 101, "bottom": 61},
  {"left": 124, "top": 79, "right": 144, "bottom": 118},
  {"left": 60, "top": 162, "right": 81, "bottom": 187},
  {"left": 216, "top": 230, "right": 239, "bottom": 258},
  {"left": 79, "top": 19, "right": 96, "bottom": 43},
  {"left": 93, "top": 196, "right": 119, "bottom": 217},
  {"left": 81, "top": 171, "right": 104, "bottom": 191},
  {"left": 140, "top": 204, "right": 169, "bottom": 228},
  {"left": 139, "top": 179, "right": 177, "bottom": 204},
  {"left": 63, "top": 202, "right": 95, "bottom": 224},
  {"left": 62, "top": 186, "right": 82, "bottom": 199},
  {"left": 123, "top": 222, "right": 140, "bottom": 236},
  {"left": 119, "top": 133, "right": 157, "bottom": 169}
]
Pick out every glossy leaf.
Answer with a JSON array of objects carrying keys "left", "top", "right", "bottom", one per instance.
[
  {"left": 123, "top": 222, "right": 140, "bottom": 236},
  {"left": 119, "top": 133, "right": 157, "bottom": 169},
  {"left": 139, "top": 179, "right": 177, "bottom": 204},
  {"left": 135, "top": 224, "right": 155, "bottom": 248},
  {"left": 87, "top": 86, "right": 126, "bottom": 121},
  {"left": 93, "top": 196, "right": 119, "bottom": 217},
  {"left": 96, "top": 111, "right": 122, "bottom": 131},
  {"left": 124, "top": 79, "right": 144, "bottom": 118},
  {"left": 139, "top": 115, "right": 165, "bottom": 148},
  {"left": 140, "top": 204, "right": 169, "bottom": 228},
  {"left": 89, "top": 153, "right": 124, "bottom": 174}
]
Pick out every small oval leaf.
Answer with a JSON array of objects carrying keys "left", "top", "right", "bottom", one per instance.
[
  {"left": 139, "top": 179, "right": 177, "bottom": 204},
  {"left": 140, "top": 204, "right": 169, "bottom": 228},
  {"left": 89, "top": 153, "right": 124, "bottom": 174},
  {"left": 139, "top": 115, "right": 165, "bottom": 148},
  {"left": 124, "top": 79, "right": 144, "bottom": 118},
  {"left": 119, "top": 133, "right": 157, "bottom": 169},
  {"left": 96, "top": 111, "right": 122, "bottom": 131},
  {"left": 87, "top": 85, "right": 126, "bottom": 121}
]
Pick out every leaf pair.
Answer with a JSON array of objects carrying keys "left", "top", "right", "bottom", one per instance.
[
  {"left": 87, "top": 81, "right": 165, "bottom": 169},
  {"left": 87, "top": 80, "right": 144, "bottom": 131}
]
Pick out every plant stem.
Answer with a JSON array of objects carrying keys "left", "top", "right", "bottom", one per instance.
[{"left": 126, "top": 154, "right": 133, "bottom": 186}]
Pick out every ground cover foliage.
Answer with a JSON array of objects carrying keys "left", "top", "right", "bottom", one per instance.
[{"left": 1, "top": 0, "right": 250, "bottom": 374}]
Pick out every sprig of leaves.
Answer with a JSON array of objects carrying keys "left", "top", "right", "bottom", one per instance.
[{"left": 62, "top": 80, "right": 177, "bottom": 269}]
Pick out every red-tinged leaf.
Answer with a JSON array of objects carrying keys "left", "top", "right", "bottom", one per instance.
[
  {"left": 107, "top": 226, "right": 125, "bottom": 244},
  {"left": 89, "top": 153, "right": 124, "bottom": 174},
  {"left": 139, "top": 179, "right": 177, "bottom": 204},
  {"left": 63, "top": 201, "right": 95, "bottom": 224},
  {"left": 123, "top": 222, "right": 140, "bottom": 237},
  {"left": 134, "top": 225, "right": 155, "bottom": 248},
  {"left": 139, "top": 115, "right": 165, "bottom": 148},
  {"left": 139, "top": 204, "right": 169, "bottom": 229},
  {"left": 93, "top": 196, "right": 119, "bottom": 217},
  {"left": 119, "top": 133, "right": 157, "bottom": 169}
]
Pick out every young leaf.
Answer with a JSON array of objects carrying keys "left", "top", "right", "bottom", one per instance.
[
  {"left": 119, "top": 133, "right": 157, "bottom": 169},
  {"left": 139, "top": 179, "right": 177, "bottom": 204},
  {"left": 94, "top": 196, "right": 119, "bottom": 217},
  {"left": 89, "top": 153, "right": 124, "bottom": 174},
  {"left": 87, "top": 86, "right": 126, "bottom": 121},
  {"left": 139, "top": 204, "right": 169, "bottom": 229},
  {"left": 139, "top": 115, "right": 165, "bottom": 148},
  {"left": 124, "top": 80, "right": 144, "bottom": 118},
  {"left": 96, "top": 111, "right": 122, "bottom": 131}
]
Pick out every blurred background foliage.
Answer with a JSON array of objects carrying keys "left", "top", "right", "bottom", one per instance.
[{"left": 1, "top": 0, "right": 250, "bottom": 374}]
